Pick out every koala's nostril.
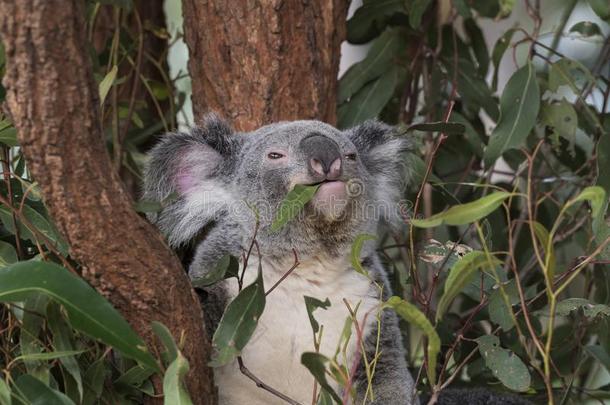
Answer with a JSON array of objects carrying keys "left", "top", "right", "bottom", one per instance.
[
  {"left": 300, "top": 133, "right": 343, "bottom": 178},
  {"left": 310, "top": 158, "right": 325, "bottom": 176},
  {"left": 328, "top": 157, "right": 342, "bottom": 180}
]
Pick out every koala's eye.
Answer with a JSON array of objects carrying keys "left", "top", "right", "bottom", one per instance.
[
  {"left": 344, "top": 153, "right": 357, "bottom": 161},
  {"left": 267, "top": 152, "right": 285, "bottom": 160}
]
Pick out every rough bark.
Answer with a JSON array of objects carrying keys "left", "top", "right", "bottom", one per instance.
[
  {"left": 182, "top": 0, "right": 348, "bottom": 131},
  {"left": 0, "top": 2, "right": 214, "bottom": 403}
]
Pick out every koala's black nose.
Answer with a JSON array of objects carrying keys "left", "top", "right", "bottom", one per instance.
[{"left": 300, "top": 134, "right": 342, "bottom": 180}]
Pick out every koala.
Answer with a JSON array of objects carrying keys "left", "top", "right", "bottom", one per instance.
[{"left": 143, "top": 115, "right": 533, "bottom": 405}]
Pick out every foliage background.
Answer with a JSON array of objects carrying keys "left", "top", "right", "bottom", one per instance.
[{"left": 0, "top": 0, "right": 609, "bottom": 404}]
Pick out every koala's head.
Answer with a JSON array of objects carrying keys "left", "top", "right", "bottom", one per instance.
[{"left": 144, "top": 114, "right": 412, "bottom": 260}]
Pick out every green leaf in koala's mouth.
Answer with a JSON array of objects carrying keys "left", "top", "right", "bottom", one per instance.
[{"left": 270, "top": 184, "right": 321, "bottom": 232}]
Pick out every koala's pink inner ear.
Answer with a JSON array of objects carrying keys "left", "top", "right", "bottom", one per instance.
[
  {"left": 176, "top": 169, "right": 197, "bottom": 194},
  {"left": 174, "top": 145, "right": 223, "bottom": 194}
]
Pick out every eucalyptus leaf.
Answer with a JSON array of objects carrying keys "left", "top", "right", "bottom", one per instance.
[
  {"left": 405, "top": 122, "right": 465, "bottom": 135},
  {"left": 0, "top": 261, "right": 158, "bottom": 371},
  {"left": 384, "top": 296, "right": 440, "bottom": 384},
  {"left": 304, "top": 296, "right": 331, "bottom": 335},
  {"left": 191, "top": 255, "right": 239, "bottom": 288},
  {"left": 271, "top": 184, "right": 320, "bottom": 232},
  {"left": 407, "top": 0, "right": 432, "bottom": 29},
  {"left": 484, "top": 62, "right": 540, "bottom": 167},
  {"left": 0, "top": 241, "right": 17, "bottom": 268},
  {"left": 338, "top": 65, "right": 403, "bottom": 128},
  {"left": 338, "top": 28, "right": 406, "bottom": 103},
  {"left": 436, "top": 251, "right": 502, "bottom": 321},
  {"left": 587, "top": 0, "right": 610, "bottom": 21},
  {"left": 491, "top": 28, "right": 516, "bottom": 90},
  {"left": 351, "top": 234, "right": 376, "bottom": 276},
  {"left": 210, "top": 266, "right": 265, "bottom": 367},
  {"left": 15, "top": 374, "right": 75, "bottom": 405},
  {"left": 569, "top": 21, "right": 603, "bottom": 37},
  {"left": 300, "top": 352, "right": 342, "bottom": 403},
  {"left": 163, "top": 351, "right": 193, "bottom": 405},
  {"left": 586, "top": 345, "right": 610, "bottom": 371},
  {"left": 569, "top": 186, "right": 607, "bottom": 237},
  {"left": 476, "top": 335, "right": 531, "bottom": 392},
  {"left": 346, "top": 0, "right": 407, "bottom": 44},
  {"left": 98, "top": 65, "right": 118, "bottom": 106},
  {"left": 0, "top": 378, "right": 10, "bottom": 405},
  {"left": 410, "top": 192, "right": 512, "bottom": 228},
  {"left": 152, "top": 321, "right": 179, "bottom": 365}
]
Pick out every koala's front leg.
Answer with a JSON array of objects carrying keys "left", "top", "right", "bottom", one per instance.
[{"left": 353, "top": 309, "right": 420, "bottom": 405}]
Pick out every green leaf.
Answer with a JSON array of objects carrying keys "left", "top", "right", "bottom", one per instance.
[
  {"left": 98, "top": 65, "right": 118, "bottom": 106},
  {"left": 541, "top": 99, "right": 578, "bottom": 155},
  {"left": 304, "top": 296, "right": 331, "bottom": 335},
  {"left": 163, "top": 351, "right": 193, "bottom": 405},
  {"left": 532, "top": 221, "right": 556, "bottom": 281},
  {"left": 338, "top": 28, "right": 406, "bottom": 103},
  {"left": 549, "top": 58, "right": 597, "bottom": 93},
  {"left": 384, "top": 296, "right": 440, "bottom": 384},
  {"left": 15, "top": 374, "right": 75, "bottom": 405},
  {"left": 586, "top": 345, "right": 610, "bottom": 371},
  {"left": 407, "top": 0, "right": 432, "bottom": 28},
  {"left": 551, "top": 298, "right": 610, "bottom": 318},
  {"left": 0, "top": 378, "right": 10, "bottom": 405},
  {"left": 351, "top": 234, "right": 376, "bottom": 276},
  {"left": 151, "top": 321, "right": 179, "bottom": 365},
  {"left": 14, "top": 350, "right": 86, "bottom": 362},
  {"left": 405, "top": 122, "right": 466, "bottom": 135},
  {"left": 47, "top": 302, "right": 83, "bottom": 401},
  {"left": 410, "top": 191, "right": 512, "bottom": 228},
  {"left": 20, "top": 294, "right": 51, "bottom": 383},
  {"left": 0, "top": 261, "right": 158, "bottom": 371},
  {"left": 210, "top": 266, "right": 266, "bottom": 367},
  {"left": 0, "top": 204, "right": 69, "bottom": 256},
  {"left": 0, "top": 241, "right": 17, "bottom": 267},
  {"left": 569, "top": 186, "right": 607, "bottom": 237},
  {"left": 491, "top": 29, "right": 516, "bottom": 90},
  {"left": 270, "top": 184, "right": 320, "bottom": 232},
  {"left": 464, "top": 19, "right": 489, "bottom": 76},
  {"left": 191, "top": 255, "right": 239, "bottom": 288},
  {"left": 451, "top": 112, "right": 484, "bottom": 158},
  {"left": 569, "top": 21, "right": 603, "bottom": 37},
  {"left": 436, "top": 251, "right": 502, "bottom": 321},
  {"left": 484, "top": 62, "right": 540, "bottom": 167},
  {"left": 0, "top": 125, "right": 17, "bottom": 147},
  {"left": 346, "top": 0, "right": 407, "bottom": 44},
  {"left": 476, "top": 335, "right": 531, "bottom": 392},
  {"left": 300, "top": 352, "right": 342, "bottom": 403},
  {"left": 338, "top": 65, "right": 403, "bottom": 128},
  {"left": 587, "top": 0, "right": 610, "bottom": 21},
  {"left": 443, "top": 57, "right": 499, "bottom": 121},
  {"left": 499, "top": 0, "right": 516, "bottom": 17},
  {"left": 82, "top": 358, "right": 107, "bottom": 405},
  {"left": 488, "top": 288, "right": 514, "bottom": 331}
]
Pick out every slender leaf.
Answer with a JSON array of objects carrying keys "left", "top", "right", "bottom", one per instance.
[
  {"left": 163, "top": 351, "right": 193, "bottom": 405},
  {"left": 410, "top": 192, "right": 512, "bottom": 228},
  {"left": 569, "top": 21, "right": 602, "bottom": 37},
  {"left": 346, "top": 0, "right": 407, "bottom": 44},
  {"left": 436, "top": 251, "right": 502, "bottom": 321},
  {"left": 0, "top": 261, "right": 158, "bottom": 370},
  {"left": 0, "top": 241, "right": 17, "bottom": 267},
  {"left": 405, "top": 122, "right": 465, "bottom": 135},
  {"left": 98, "top": 65, "right": 118, "bottom": 106},
  {"left": 271, "top": 184, "right": 320, "bottom": 232},
  {"left": 407, "top": 0, "right": 432, "bottom": 29},
  {"left": 0, "top": 378, "right": 10, "bottom": 405},
  {"left": 15, "top": 375, "right": 75, "bottom": 405},
  {"left": 210, "top": 266, "right": 266, "bottom": 366},
  {"left": 384, "top": 296, "right": 440, "bottom": 384},
  {"left": 568, "top": 186, "right": 607, "bottom": 237},
  {"left": 532, "top": 221, "right": 556, "bottom": 281},
  {"left": 338, "top": 28, "right": 406, "bottom": 102},
  {"left": 300, "top": 352, "right": 342, "bottom": 403},
  {"left": 338, "top": 65, "right": 403, "bottom": 128},
  {"left": 350, "top": 234, "right": 376, "bottom": 276},
  {"left": 476, "top": 335, "right": 531, "bottom": 392},
  {"left": 152, "top": 321, "right": 179, "bottom": 364},
  {"left": 304, "top": 296, "right": 331, "bottom": 335},
  {"left": 484, "top": 62, "right": 540, "bottom": 167},
  {"left": 491, "top": 29, "right": 516, "bottom": 90},
  {"left": 586, "top": 345, "right": 610, "bottom": 371},
  {"left": 191, "top": 255, "right": 239, "bottom": 288}
]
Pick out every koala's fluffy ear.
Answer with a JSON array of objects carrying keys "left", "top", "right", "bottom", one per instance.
[
  {"left": 346, "top": 120, "right": 413, "bottom": 224},
  {"left": 143, "top": 114, "right": 240, "bottom": 246}
]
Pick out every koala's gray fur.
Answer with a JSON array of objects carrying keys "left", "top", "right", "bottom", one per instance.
[{"left": 144, "top": 115, "right": 533, "bottom": 405}]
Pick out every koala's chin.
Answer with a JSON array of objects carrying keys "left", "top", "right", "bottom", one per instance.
[{"left": 310, "top": 180, "right": 349, "bottom": 221}]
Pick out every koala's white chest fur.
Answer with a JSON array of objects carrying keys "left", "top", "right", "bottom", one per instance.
[{"left": 215, "top": 255, "right": 379, "bottom": 405}]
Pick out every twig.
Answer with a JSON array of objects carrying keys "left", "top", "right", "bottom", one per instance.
[
  {"left": 265, "top": 248, "right": 299, "bottom": 296},
  {"left": 237, "top": 356, "right": 303, "bottom": 405}
]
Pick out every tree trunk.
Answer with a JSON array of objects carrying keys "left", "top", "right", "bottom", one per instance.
[
  {"left": 182, "top": 0, "right": 348, "bottom": 131},
  {"left": 0, "top": 2, "right": 215, "bottom": 403}
]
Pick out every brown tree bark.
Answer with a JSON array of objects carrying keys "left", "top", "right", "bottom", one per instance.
[
  {"left": 0, "top": 2, "right": 214, "bottom": 404},
  {"left": 182, "top": 0, "right": 348, "bottom": 131}
]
